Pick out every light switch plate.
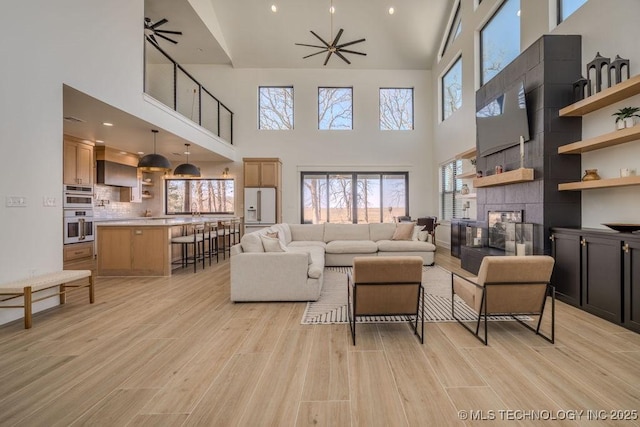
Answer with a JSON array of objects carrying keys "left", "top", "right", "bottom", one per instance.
[
  {"left": 43, "top": 197, "right": 56, "bottom": 207},
  {"left": 6, "top": 196, "right": 27, "bottom": 207}
]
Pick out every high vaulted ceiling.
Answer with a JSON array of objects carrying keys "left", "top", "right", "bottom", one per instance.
[{"left": 145, "top": 0, "right": 452, "bottom": 69}]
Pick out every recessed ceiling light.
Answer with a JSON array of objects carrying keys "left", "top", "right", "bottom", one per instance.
[
  {"left": 388, "top": 7, "right": 395, "bottom": 15},
  {"left": 137, "top": 151, "right": 144, "bottom": 155},
  {"left": 95, "top": 140, "right": 104, "bottom": 144},
  {"left": 329, "top": 5, "right": 335, "bottom": 14},
  {"left": 102, "top": 122, "right": 114, "bottom": 126},
  {"left": 271, "top": 4, "right": 277, "bottom": 13}
]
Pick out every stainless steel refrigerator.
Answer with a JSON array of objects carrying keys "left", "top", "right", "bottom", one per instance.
[{"left": 244, "top": 187, "right": 277, "bottom": 233}]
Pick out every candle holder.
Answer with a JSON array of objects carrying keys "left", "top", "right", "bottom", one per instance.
[{"left": 505, "top": 223, "right": 533, "bottom": 256}]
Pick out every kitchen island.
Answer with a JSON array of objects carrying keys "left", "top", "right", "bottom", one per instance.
[{"left": 96, "top": 217, "right": 239, "bottom": 277}]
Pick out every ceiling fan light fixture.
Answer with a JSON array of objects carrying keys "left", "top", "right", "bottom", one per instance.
[
  {"left": 173, "top": 143, "right": 201, "bottom": 177},
  {"left": 138, "top": 130, "right": 172, "bottom": 172}
]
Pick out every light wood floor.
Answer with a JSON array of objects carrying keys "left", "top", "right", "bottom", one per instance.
[{"left": 1, "top": 251, "right": 640, "bottom": 426}]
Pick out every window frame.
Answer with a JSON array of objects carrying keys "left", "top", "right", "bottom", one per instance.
[
  {"left": 479, "top": 0, "right": 521, "bottom": 86},
  {"left": 300, "top": 171, "right": 409, "bottom": 224},
  {"left": 557, "top": 0, "right": 587, "bottom": 24},
  {"left": 439, "top": 0, "right": 462, "bottom": 59},
  {"left": 165, "top": 178, "right": 235, "bottom": 215},
  {"left": 379, "top": 87, "right": 414, "bottom": 131},
  {"left": 318, "top": 86, "right": 354, "bottom": 130},
  {"left": 258, "top": 85, "right": 294, "bottom": 130},
  {"left": 439, "top": 160, "right": 463, "bottom": 221},
  {"left": 441, "top": 56, "right": 463, "bottom": 122}
]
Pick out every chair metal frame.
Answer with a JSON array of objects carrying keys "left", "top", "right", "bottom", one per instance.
[
  {"left": 347, "top": 274, "right": 425, "bottom": 345},
  {"left": 170, "top": 224, "right": 206, "bottom": 273},
  {"left": 451, "top": 272, "right": 555, "bottom": 345}
]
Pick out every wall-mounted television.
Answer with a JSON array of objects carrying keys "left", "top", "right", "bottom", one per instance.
[
  {"left": 476, "top": 81, "right": 530, "bottom": 158},
  {"left": 488, "top": 210, "right": 523, "bottom": 250}
]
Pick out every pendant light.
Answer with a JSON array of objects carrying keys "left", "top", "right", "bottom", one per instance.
[
  {"left": 138, "top": 129, "right": 172, "bottom": 172},
  {"left": 173, "top": 143, "right": 201, "bottom": 177}
]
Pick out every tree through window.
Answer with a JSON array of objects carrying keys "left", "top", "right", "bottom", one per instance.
[
  {"left": 442, "top": 57, "right": 462, "bottom": 121},
  {"left": 379, "top": 88, "right": 414, "bottom": 130},
  {"left": 318, "top": 87, "right": 353, "bottom": 130},
  {"left": 259, "top": 86, "right": 294, "bottom": 130},
  {"left": 165, "top": 179, "right": 235, "bottom": 214},
  {"left": 480, "top": 0, "right": 521, "bottom": 86}
]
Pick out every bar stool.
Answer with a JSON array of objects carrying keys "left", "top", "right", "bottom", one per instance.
[
  {"left": 229, "top": 218, "right": 242, "bottom": 246},
  {"left": 217, "top": 220, "right": 232, "bottom": 260},
  {"left": 203, "top": 221, "right": 219, "bottom": 265},
  {"left": 170, "top": 223, "right": 205, "bottom": 272}
]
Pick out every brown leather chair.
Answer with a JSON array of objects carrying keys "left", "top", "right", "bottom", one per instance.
[
  {"left": 347, "top": 256, "right": 424, "bottom": 345},
  {"left": 451, "top": 255, "right": 555, "bottom": 345},
  {"left": 417, "top": 216, "right": 438, "bottom": 243}
]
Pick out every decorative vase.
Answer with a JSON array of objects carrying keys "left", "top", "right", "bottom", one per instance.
[
  {"left": 460, "top": 184, "right": 470, "bottom": 195},
  {"left": 582, "top": 169, "right": 601, "bottom": 181},
  {"left": 624, "top": 117, "right": 636, "bottom": 128},
  {"left": 616, "top": 120, "right": 626, "bottom": 130}
]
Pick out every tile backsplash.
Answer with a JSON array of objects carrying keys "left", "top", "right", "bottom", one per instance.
[{"left": 94, "top": 184, "right": 161, "bottom": 219}]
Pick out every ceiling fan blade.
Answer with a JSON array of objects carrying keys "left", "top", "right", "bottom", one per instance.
[
  {"left": 336, "top": 38, "right": 366, "bottom": 49},
  {"left": 337, "top": 48, "right": 367, "bottom": 56},
  {"left": 335, "top": 50, "right": 352, "bottom": 65},
  {"left": 310, "top": 31, "right": 331, "bottom": 48},
  {"left": 150, "top": 18, "right": 168, "bottom": 29},
  {"left": 147, "top": 34, "right": 158, "bottom": 45},
  {"left": 156, "top": 33, "right": 178, "bottom": 44},
  {"left": 155, "top": 29, "right": 182, "bottom": 35},
  {"left": 295, "top": 43, "right": 328, "bottom": 49},
  {"left": 303, "top": 50, "right": 329, "bottom": 59},
  {"left": 323, "top": 51, "right": 333, "bottom": 66},
  {"left": 332, "top": 29, "right": 344, "bottom": 46}
]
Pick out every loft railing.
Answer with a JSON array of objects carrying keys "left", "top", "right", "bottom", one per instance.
[{"left": 144, "top": 39, "right": 233, "bottom": 144}]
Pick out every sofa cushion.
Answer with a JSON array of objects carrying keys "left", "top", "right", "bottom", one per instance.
[
  {"left": 377, "top": 240, "right": 436, "bottom": 252},
  {"left": 271, "top": 223, "right": 292, "bottom": 245},
  {"left": 288, "top": 241, "right": 327, "bottom": 249},
  {"left": 392, "top": 223, "right": 415, "bottom": 240},
  {"left": 326, "top": 240, "right": 378, "bottom": 254},
  {"left": 260, "top": 235, "right": 287, "bottom": 252},
  {"left": 287, "top": 246, "right": 325, "bottom": 279},
  {"left": 241, "top": 232, "right": 265, "bottom": 253},
  {"left": 290, "top": 224, "right": 325, "bottom": 241},
  {"left": 369, "top": 223, "right": 397, "bottom": 241},
  {"left": 324, "top": 224, "right": 370, "bottom": 242}
]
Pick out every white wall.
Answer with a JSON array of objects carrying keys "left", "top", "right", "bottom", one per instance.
[
  {"left": 432, "top": 0, "right": 640, "bottom": 246},
  {"left": 183, "top": 66, "right": 437, "bottom": 224},
  {"left": 0, "top": 0, "right": 234, "bottom": 325}
]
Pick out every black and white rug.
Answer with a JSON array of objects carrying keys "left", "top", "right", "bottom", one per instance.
[{"left": 301, "top": 266, "right": 521, "bottom": 325}]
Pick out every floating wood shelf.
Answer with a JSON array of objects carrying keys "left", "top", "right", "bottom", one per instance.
[
  {"left": 456, "top": 171, "right": 477, "bottom": 179},
  {"left": 457, "top": 193, "right": 477, "bottom": 199},
  {"left": 558, "top": 175, "right": 640, "bottom": 191},
  {"left": 473, "top": 168, "right": 534, "bottom": 188},
  {"left": 141, "top": 181, "right": 153, "bottom": 186},
  {"left": 559, "top": 74, "right": 640, "bottom": 117},
  {"left": 558, "top": 125, "right": 640, "bottom": 154},
  {"left": 455, "top": 147, "right": 476, "bottom": 160}
]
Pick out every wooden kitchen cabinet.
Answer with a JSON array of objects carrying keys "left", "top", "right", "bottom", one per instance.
[
  {"left": 582, "top": 234, "right": 622, "bottom": 323},
  {"left": 550, "top": 229, "right": 582, "bottom": 306},
  {"left": 120, "top": 169, "right": 143, "bottom": 203},
  {"left": 243, "top": 158, "right": 281, "bottom": 187},
  {"left": 63, "top": 136, "right": 94, "bottom": 185},
  {"left": 624, "top": 237, "right": 640, "bottom": 333},
  {"left": 63, "top": 241, "right": 94, "bottom": 262},
  {"left": 97, "top": 226, "right": 170, "bottom": 276}
]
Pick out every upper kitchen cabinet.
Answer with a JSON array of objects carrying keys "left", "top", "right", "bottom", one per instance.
[
  {"left": 243, "top": 158, "right": 281, "bottom": 187},
  {"left": 63, "top": 136, "right": 94, "bottom": 185}
]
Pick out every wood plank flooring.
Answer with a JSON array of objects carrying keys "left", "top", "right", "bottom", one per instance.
[{"left": 1, "top": 251, "right": 639, "bottom": 426}]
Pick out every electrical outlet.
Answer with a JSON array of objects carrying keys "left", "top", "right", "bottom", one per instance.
[
  {"left": 43, "top": 197, "right": 56, "bottom": 207},
  {"left": 6, "top": 196, "right": 27, "bottom": 207}
]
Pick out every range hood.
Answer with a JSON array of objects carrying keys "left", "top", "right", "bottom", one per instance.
[{"left": 95, "top": 146, "right": 138, "bottom": 187}]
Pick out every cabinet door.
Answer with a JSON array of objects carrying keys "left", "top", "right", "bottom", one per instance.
[
  {"left": 132, "top": 227, "right": 167, "bottom": 275},
  {"left": 75, "top": 143, "right": 93, "bottom": 185},
  {"left": 582, "top": 235, "right": 623, "bottom": 323},
  {"left": 551, "top": 232, "right": 581, "bottom": 306},
  {"left": 260, "top": 161, "right": 278, "bottom": 187},
  {"left": 624, "top": 239, "right": 640, "bottom": 332},
  {"left": 244, "top": 162, "right": 261, "bottom": 187},
  {"left": 63, "top": 141, "right": 78, "bottom": 184},
  {"left": 450, "top": 220, "right": 461, "bottom": 258}
]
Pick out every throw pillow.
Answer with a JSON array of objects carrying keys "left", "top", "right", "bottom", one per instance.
[
  {"left": 265, "top": 231, "right": 279, "bottom": 239},
  {"left": 260, "top": 235, "right": 287, "bottom": 252},
  {"left": 240, "top": 233, "right": 265, "bottom": 253},
  {"left": 417, "top": 231, "right": 429, "bottom": 242},
  {"left": 392, "top": 223, "right": 415, "bottom": 240}
]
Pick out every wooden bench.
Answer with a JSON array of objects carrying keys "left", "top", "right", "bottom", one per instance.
[{"left": 0, "top": 270, "right": 94, "bottom": 329}]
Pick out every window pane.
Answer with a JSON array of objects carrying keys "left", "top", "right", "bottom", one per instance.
[
  {"left": 259, "top": 86, "right": 294, "bottom": 130},
  {"left": 379, "top": 88, "right": 414, "bottom": 130},
  {"left": 441, "top": 2, "right": 462, "bottom": 57},
  {"left": 440, "top": 160, "right": 462, "bottom": 220},
  {"left": 318, "top": 87, "right": 353, "bottom": 130},
  {"left": 165, "top": 179, "right": 235, "bottom": 214},
  {"left": 302, "top": 174, "right": 328, "bottom": 224},
  {"left": 481, "top": 0, "right": 520, "bottom": 85},
  {"left": 442, "top": 57, "right": 463, "bottom": 121},
  {"left": 559, "top": 0, "right": 587, "bottom": 22},
  {"left": 301, "top": 172, "right": 408, "bottom": 224},
  {"left": 382, "top": 175, "right": 407, "bottom": 223}
]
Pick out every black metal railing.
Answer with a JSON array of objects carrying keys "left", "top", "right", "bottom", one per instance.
[{"left": 144, "top": 38, "right": 233, "bottom": 144}]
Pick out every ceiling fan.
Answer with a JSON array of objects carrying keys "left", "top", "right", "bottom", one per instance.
[
  {"left": 144, "top": 17, "right": 182, "bottom": 45},
  {"left": 295, "top": 0, "right": 366, "bottom": 66}
]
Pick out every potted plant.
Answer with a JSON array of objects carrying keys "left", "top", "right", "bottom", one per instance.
[{"left": 612, "top": 106, "right": 640, "bottom": 130}]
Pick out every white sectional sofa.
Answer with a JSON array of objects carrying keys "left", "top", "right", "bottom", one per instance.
[{"left": 230, "top": 222, "right": 436, "bottom": 302}]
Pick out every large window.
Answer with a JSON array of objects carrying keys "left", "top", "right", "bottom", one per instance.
[
  {"left": 558, "top": 0, "right": 587, "bottom": 23},
  {"left": 379, "top": 88, "right": 414, "bottom": 130},
  {"left": 442, "top": 57, "right": 463, "bottom": 121},
  {"left": 301, "top": 172, "right": 408, "bottom": 224},
  {"left": 318, "top": 87, "right": 353, "bottom": 130},
  {"left": 259, "top": 86, "right": 294, "bottom": 130},
  {"left": 439, "top": 160, "right": 462, "bottom": 221},
  {"left": 480, "top": 0, "right": 520, "bottom": 85},
  {"left": 440, "top": 1, "right": 462, "bottom": 58},
  {"left": 165, "top": 179, "right": 235, "bottom": 214}
]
